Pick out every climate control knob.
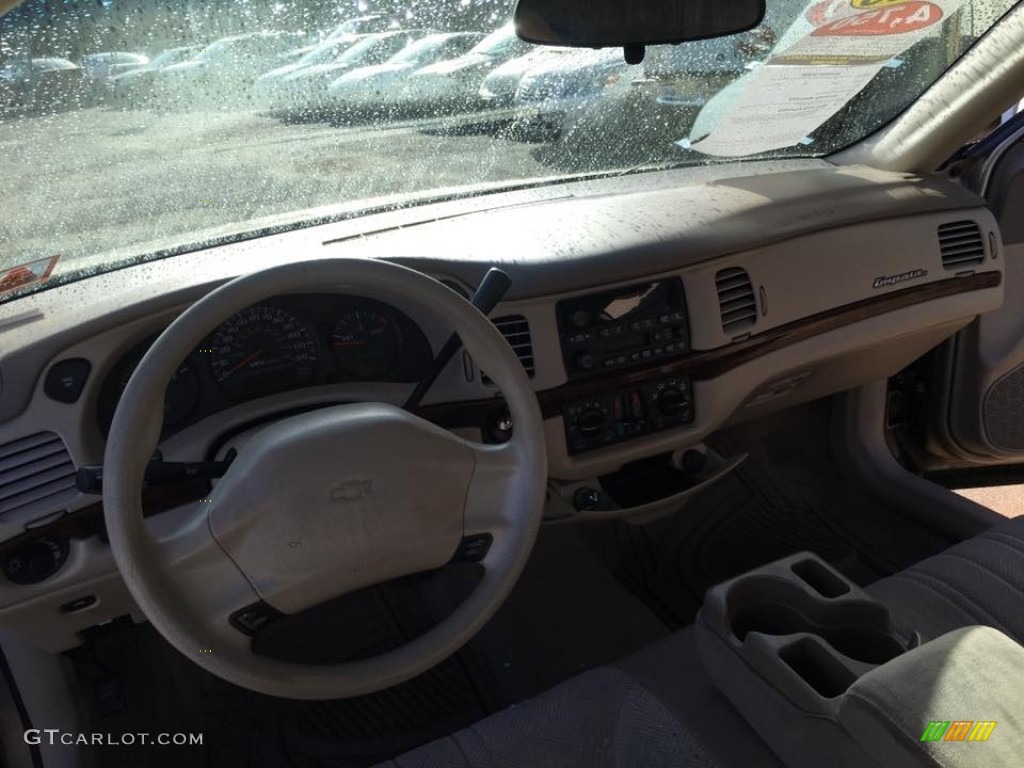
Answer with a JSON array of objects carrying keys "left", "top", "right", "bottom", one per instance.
[
  {"left": 573, "top": 351, "right": 598, "bottom": 372},
  {"left": 656, "top": 387, "right": 688, "bottom": 416},
  {"left": 575, "top": 408, "right": 607, "bottom": 436}
]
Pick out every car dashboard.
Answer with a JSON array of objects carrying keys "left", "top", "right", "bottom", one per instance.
[{"left": 0, "top": 158, "right": 1006, "bottom": 652}]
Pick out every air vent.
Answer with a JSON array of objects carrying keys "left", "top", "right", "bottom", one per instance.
[
  {"left": 716, "top": 267, "right": 757, "bottom": 335},
  {"left": 482, "top": 315, "right": 535, "bottom": 384},
  {"left": 938, "top": 220, "right": 985, "bottom": 270},
  {"left": 0, "top": 432, "right": 77, "bottom": 525}
]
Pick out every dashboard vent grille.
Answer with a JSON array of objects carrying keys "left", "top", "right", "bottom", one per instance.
[
  {"left": 938, "top": 220, "right": 985, "bottom": 270},
  {"left": 716, "top": 267, "right": 757, "bottom": 334},
  {"left": 482, "top": 315, "right": 535, "bottom": 384},
  {"left": 0, "top": 432, "right": 77, "bottom": 524}
]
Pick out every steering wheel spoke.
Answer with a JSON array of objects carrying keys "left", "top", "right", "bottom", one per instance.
[
  {"left": 463, "top": 441, "right": 521, "bottom": 540},
  {"left": 149, "top": 500, "right": 264, "bottom": 646}
]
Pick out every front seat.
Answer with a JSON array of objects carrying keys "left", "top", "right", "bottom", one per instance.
[
  {"left": 377, "top": 627, "right": 784, "bottom": 768},
  {"left": 378, "top": 515, "right": 1024, "bottom": 768},
  {"left": 867, "top": 513, "right": 1024, "bottom": 643}
]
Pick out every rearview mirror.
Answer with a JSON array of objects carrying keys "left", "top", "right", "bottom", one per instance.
[{"left": 514, "top": 0, "right": 766, "bottom": 50}]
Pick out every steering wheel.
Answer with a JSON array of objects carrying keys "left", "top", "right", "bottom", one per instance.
[{"left": 102, "top": 259, "right": 547, "bottom": 699}]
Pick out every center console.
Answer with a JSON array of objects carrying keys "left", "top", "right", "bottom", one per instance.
[
  {"left": 557, "top": 279, "right": 695, "bottom": 454},
  {"left": 695, "top": 554, "right": 1024, "bottom": 768}
]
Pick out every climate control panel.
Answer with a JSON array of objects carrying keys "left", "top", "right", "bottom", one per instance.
[{"left": 563, "top": 376, "right": 695, "bottom": 455}]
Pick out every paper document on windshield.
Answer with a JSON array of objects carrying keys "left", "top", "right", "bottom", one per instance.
[
  {"left": 0, "top": 254, "right": 59, "bottom": 296},
  {"left": 688, "top": 0, "right": 965, "bottom": 157}
]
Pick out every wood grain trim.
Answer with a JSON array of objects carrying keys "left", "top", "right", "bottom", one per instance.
[
  {"left": 0, "top": 480, "right": 209, "bottom": 563},
  {"left": 420, "top": 270, "right": 1001, "bottom": 424}
]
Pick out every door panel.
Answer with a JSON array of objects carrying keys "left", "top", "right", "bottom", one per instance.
[{"left": 918, "top": 120, "right": 1024, "bottom": 469}]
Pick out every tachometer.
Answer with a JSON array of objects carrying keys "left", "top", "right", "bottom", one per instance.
[
  {"left": 210, "top": 305, "right": 318, "bottom": 400},
  {"left": 331, "top": 308, "right": 403, "bottom": 380}
]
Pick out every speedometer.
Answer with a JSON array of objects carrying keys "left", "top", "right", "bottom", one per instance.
[{"left": 209, "top": 305, "right": 318, "bottom": 400}]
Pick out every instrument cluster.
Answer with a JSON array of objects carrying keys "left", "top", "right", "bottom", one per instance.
[{"left": 96, "top": 294, "right": 433, "bottom": 437}]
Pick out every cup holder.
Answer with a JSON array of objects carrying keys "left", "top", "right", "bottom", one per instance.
[
  {"left": 699, "top": 553, "right": 916, "bottom": 712},
  {"left": 730, "top": 602, "right": 906, "bottom": 665},
  {"left": 697, "top": 553, "right": 924, "bottom": 767},
  {"left": 791, "top": 558, "right": 851, "bottom": 598},
  {"left": 778, "top": 637, "right": 858, "bottom": 699}
]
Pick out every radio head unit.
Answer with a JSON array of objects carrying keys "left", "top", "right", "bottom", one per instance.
[{"left": 557, "top": 278, "right": 690, "bottom": 379}]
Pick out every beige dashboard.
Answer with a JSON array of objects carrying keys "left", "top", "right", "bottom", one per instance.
[{"left": 0, "top": 160, "right": 1006, "bottom": 652}]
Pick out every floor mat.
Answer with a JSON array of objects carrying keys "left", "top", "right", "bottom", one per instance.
[
  {"left": 68, "top": 526, "right": 669, "bottom": 767},
  {"left": 579, "top": 399, "right": 957, "bottom": 628},
  {"left": 461, "top": 525, "right": 669, "bottom": 706},
  {"left": 249, "top": 655, "right": 493, "bottom": 768},
  {"left": 70, "top": 570, "right": 495, "bottom": 768}
]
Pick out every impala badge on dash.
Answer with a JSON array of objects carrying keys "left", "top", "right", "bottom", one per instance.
[{"left": 873, "top": 269, "right": 928, "bottom": 289}]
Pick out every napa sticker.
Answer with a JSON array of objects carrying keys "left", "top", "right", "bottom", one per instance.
[
  {"left": 812, "top": 1, "right": 942, "bottom": 36},
  {"left": 806, "top": 0, "right": 933, "bottom": 27}
]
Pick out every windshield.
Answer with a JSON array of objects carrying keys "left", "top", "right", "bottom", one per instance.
[
  {"left": 26, "top": 57, "right": 76, "bottom": 72},
  {"left": 297, "top": 38, "right": 359, "bottom": 67},
  {"left": 470, "top": 23, "right": 529, "bottom": 57},
  {"left": 387, "top": 35, "right": 455, "bottom": 66},
  {"left": 325, "top": 15, "right": 395, "bottom": 39},
  {"left": 0, "top": 0, "right": 1018, "bottom": 291},
  {"left": 147, "top": 47, "right": 196, "bottom": 68},
  {"left": 334, "top": 33, "right": 409, "bottom": 66}
]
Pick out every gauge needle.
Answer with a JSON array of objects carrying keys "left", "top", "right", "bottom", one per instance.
[{"left": 223, "top": 349, "right": 264, "bottom": 377}]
